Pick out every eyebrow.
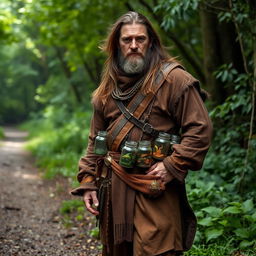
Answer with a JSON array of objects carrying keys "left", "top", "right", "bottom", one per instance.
[{"left": 121, "top": 35, "right": 147, "bottom": 39}]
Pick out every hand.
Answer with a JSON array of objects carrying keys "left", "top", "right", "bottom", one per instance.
[
  {"left": 83, "top": 190, "right": 99, "bottom": 216},
  {"left": 146, "top": 162, "right": 174, "bottom": 185}
]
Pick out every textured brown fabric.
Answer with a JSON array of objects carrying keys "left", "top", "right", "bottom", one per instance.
[
  {"left": 133, "top": 182, "right": 183, "bottom": 255},
  {"left": 71, "top": 63, "right": 213, "bottom": 255},
  {"left": 111, "top": 171, "right": 135, "bottom": 244}
]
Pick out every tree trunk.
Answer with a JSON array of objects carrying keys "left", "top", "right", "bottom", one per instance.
[
  {"left": 200, "top": 1, "right": 245, "bottom": 104},
  {"left": 199, "top": 4, "right": 225, "bottom": 104}
]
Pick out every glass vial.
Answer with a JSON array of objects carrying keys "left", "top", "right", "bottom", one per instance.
[
  {"left": 94, "top": 131, "right": 108, "bottom": 155},
  {"left": 136, "top": 140, "right": 152, "bottom": 168},
  {"left": 153, "top": 132, "right": 171, "bottom": 160},
  {"left": 119, "top": 141, "right": 138, "bottom": 168},
  {"left": 170, "top": 134, "right": 181, "bottom": 152}
]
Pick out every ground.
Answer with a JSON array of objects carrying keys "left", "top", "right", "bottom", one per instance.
[{"left": 0, "top": 127, "right": 101, "bottom": 256}]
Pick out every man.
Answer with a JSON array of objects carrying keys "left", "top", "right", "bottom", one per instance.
[{"left": 71, "top": 11, "right": 212, "bottom": 256}]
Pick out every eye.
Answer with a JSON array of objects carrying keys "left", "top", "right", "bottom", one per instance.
[
  {"left": 136, "top": 36, "right": 146, "bottom": 43},
  {"left": 122, "top": 37, "right": 132, "bottom": 44}
]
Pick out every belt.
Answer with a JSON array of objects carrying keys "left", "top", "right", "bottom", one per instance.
[{"left": 101, "top": 152, "right": 165, "bottom": 196}]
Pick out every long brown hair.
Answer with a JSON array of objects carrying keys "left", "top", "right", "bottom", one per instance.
[{"left": 92, "top": 11, "right": 174, "bottom": 103}]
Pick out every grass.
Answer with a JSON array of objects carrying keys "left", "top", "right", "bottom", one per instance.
[{"left": 185, "top": 243, "right": 255, "bottom": 256}]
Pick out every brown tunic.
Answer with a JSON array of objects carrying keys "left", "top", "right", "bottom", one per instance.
[{"left": 71, "top": 65, "right": 213, "bottom": 255}]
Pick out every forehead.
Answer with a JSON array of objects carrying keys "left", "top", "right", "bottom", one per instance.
[{"left": 120, "top": 23, "right": 148, "bottom": 38}]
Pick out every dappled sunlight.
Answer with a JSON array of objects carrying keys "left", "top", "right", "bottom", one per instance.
[
  {"left": 1, "top": 140, "right": 26, "bottom": 150},
  {"left": 13, "top": 170, "right": 39, "bottom": 181},
  {"left": 4, "top": 130, "right": 28, "bottom": 139},
  {"left": 0, "top": 127, "right": 28, "bottom": 152}
]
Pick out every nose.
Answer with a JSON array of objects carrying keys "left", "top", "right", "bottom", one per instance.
[{"left": 130, "top": 39, "right": 138, "bottom": 50}]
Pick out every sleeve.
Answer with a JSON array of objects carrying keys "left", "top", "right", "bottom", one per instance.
[
  {"left": 163, "top": 73, "right": 213, "bottom": 183},
  {"left": 70, "top": 100, "right": 107, "bottom": 196}
]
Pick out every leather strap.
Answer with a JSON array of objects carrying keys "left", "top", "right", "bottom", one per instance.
[
  {"left": 108, "top": 92, "right": 146, "bottom": 149},
  {"left": 110, "top": 92, "right": 155, "bottom": 151},
  {"left": 108, "top": 62, "right": 183, "bottom": 151},
  {"left": 115, "top": 99, "right": 159, "bottom": 137}
]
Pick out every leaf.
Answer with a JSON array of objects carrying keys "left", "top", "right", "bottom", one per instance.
[
  {"left": 234, "top": 228, "right": 250, "bottom": 239},
  {"left": 198, "top": 217, "right": 213, "bottom": 226},
  {"left": 239, "top": 240, "right": 255, "bottom": 248},
  {"left": 241, "top": 199, "right": 254, "bottom": 213},
  {"left": 205, "top": 228, "right": 224, "bottom": 242},
  {"left": 218, "top": 219, "right": 228, "bottom": 226},
  {"left": 251, "top": 212, "right": 256, "bottom": 221},
  {"left": 202, "top": 206, "right": 221, "bottom": 217},
  {"left": 221, "top": 70, "right": 228, "bottom": 82},
  {"left": 223, "top": 206, "right": 241, "bottom": 214}
]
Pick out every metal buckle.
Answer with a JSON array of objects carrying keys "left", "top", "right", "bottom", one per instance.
[
  {"left": 142, "top": 123, "right": 153, "bottom": 134},
  {"left": 104, "top": 154, "right": 112, "bottom": 167},
  {"left": 149, "top": 180, "right": 161, "bottom": 192}
]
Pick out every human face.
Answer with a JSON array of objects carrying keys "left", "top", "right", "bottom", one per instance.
[{"left": 119, "top": 23, "right": 150, "bottom": 59}]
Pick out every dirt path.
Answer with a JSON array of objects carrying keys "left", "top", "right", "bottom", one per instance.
[{"left": 0, "top": 127, "right": 100, "bottom": 256}]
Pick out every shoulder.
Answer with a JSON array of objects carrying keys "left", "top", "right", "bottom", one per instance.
[
  {"left": 161, "top": 63, "right": 199, "bottom": 99},
  {"left": 164, "top": 64, "right": 198, "bottom": 88},
  {"left": 157, "top": 62, "right": 208, "bottom": 107},
  {"left": 91, "top": 96, "right": 104, "bottom": 113}
]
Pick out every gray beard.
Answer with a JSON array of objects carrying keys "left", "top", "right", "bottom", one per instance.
[{"left": 119, "top": 53, "right": 145, "bottom": 75}]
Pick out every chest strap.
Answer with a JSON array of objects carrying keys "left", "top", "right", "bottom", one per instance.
[
  {"left": 115, "top": 99, "right": 159, "bottom": 137},
  {"left": 107, "top": 62, "right": 183, "bottom": 151}
]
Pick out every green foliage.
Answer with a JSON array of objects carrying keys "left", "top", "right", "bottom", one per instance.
[
  {"left": 184, "top": 243, "right": 255, "bottom": 256},
  {"left": 190, "top": 63, "right": 256, "bottom": 249},
  {"left": 89, "top": 227, "right": 100, "bottom": 239},
  {"left": 199, "top": 200, "right": 256, "bottom": 247},
  {"left": 0, "top": 1, "right": 16, "bottom": 43},
  {"left": 0, "top": 127, "right": 4, "bottom": 139},
  {"left": 208, "top": 63, "right": 256, "bottom": 192},
  {"left": 0, "top": 44, "right": 40, "bottom": 124},
  {"left": 187, "top": 172, "right": 256, "bottom": 251},
  {"left": 23, "top": 107, "right": 91, "bottom": 181},
  {"left": 187, "top": 62, "right": 256, "bottom": 249},
  {"left": 155, "top": 0, "right": 199, "bottom": 29},
  {"left": 59, "top": 199, "right": 85, "bottom": 228},
  {"left": 59, "top": 199, "right": 84, "bottom": 215}
]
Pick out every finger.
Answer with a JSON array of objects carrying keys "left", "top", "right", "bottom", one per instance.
[
  {"left": 146, "top": 169, "right": 157, "bottom": 175},
  {"left": 91, "top": 191, "right": 99, "bottom": 208},
  {"left": 147, "top": 170, "right": 161, "bottom": 178},
  {"left": 85, "top": 199, "right": 99, "bottom": 216},
  {"left": 147, "top": 163, "right": 158, "bottom": 172},
  {"left": 84, "top": 198, "right": 92, "bottom": 210}
]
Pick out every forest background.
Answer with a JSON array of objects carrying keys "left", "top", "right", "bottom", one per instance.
[{"left": 0, "top": 0, "right": 255, "bottom": 255}]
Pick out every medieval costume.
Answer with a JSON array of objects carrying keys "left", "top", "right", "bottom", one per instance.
[{"left": 71, "top": 62, "right": 212, "bottom": 256}]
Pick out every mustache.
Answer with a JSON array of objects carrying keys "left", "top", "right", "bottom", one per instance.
[{"left": 126, "top": 51, "right": 144, "bottom": 57}]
